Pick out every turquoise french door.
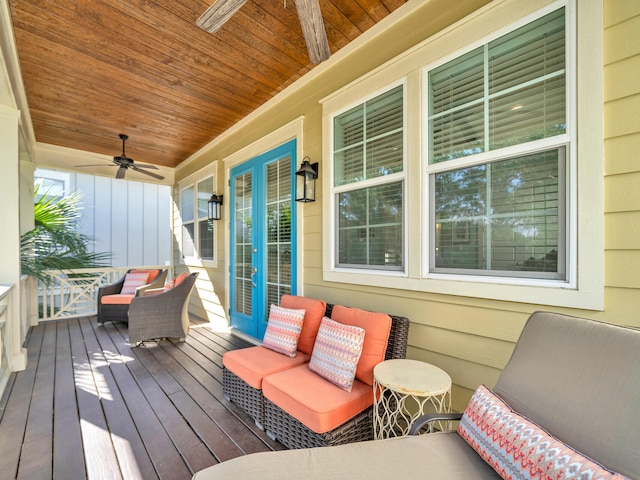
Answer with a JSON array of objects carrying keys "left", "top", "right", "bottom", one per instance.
[{"left": 230, "top": 140, "right": 297, "bottom": 340}]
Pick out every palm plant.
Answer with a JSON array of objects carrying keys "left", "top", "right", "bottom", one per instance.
[{"left": 20, "top": 186, "right": 110, "bottom": 283}]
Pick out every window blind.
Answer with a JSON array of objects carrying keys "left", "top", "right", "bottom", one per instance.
[
  {"left": 429, "top": 8, "right": 566, "bottom": 163},
  {"left": 338, "top": 181, "right": 403, "bottom": 268},
  {"left": 434, "top": 150, "right": 563, "bottom": 276},
  {"left": 265, "top": 157, "right": 292, "bottom": 308},
  {"left": 334, "top": 85, "right": 403, "bottom": 186}
]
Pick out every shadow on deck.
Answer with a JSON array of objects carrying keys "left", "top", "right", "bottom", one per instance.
[{"left": 0, "top": 316, "right": 283, "bottom": 480}]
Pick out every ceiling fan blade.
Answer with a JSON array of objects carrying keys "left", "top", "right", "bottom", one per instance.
[
  {"left": 131, "top": 166, "right": 165, "bottom": 180},
  {"left": 197, "top": 0, "right": 249, "bottom": 33},
  {"left": 295, "top": 0, "right": 330, "bottom": 64},
  {"left": 75, "top": 163, "right": 114, "bottom": 168},
  {"left": 116, "top": 167, "right": 127, "bottom": 179},
  {"left": 133, "top": 163, "right": 160, "bottom": 170}
]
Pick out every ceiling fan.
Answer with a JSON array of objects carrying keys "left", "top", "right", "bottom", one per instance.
[
  {"left": 197, "top": 0, "right": 330, "bottom": 64},
  {"left": 77, "top": 134, "right": 164, "bottom": 180}
]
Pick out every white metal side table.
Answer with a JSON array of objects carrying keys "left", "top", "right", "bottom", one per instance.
[{"left": 373, "top": 359, "right": 452, "bottom": 439}]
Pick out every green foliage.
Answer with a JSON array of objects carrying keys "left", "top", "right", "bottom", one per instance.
[{"left": 20, "top": 186, "right": 111, "bottom": 284}]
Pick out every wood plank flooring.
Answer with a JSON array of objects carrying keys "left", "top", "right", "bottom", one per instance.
[{"left": 0, "top": 316, "right": 284, "bottom": 480}]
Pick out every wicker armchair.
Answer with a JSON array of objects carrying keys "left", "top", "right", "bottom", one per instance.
[
  {"left": 223, "top": 303, "right": 410, "bottom": 449},
  {"left": 97, "top": 269, "right": 167, "bottom": 324},
  {"left": 127, "top": 272, "right": 198, "bottom": 345}
]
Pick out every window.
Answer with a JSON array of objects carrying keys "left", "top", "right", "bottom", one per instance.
[
  {"left": 34, "top": 169, "right": 70, "bottom": 202},
  {"left": 426, "top": 8, "right": 568, "bottom": 280},
  {"left": 332, "top": 84, "right": 405, "bottom": 271},
  {"left": 181, "top": 176, "right": 214, "bottom": 261},
  {"left": 323, "top": 0, "right": 602, "bottom": 309}
]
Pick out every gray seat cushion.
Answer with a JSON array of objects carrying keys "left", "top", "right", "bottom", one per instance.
[
  {"left": 192, "top": 432, "right": 500, "bottom": 480},
  {"left": 493, "top": 311, "right": 640, "bottom": 479}
]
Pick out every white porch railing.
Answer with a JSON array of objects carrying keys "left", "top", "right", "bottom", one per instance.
[
  {"left": 38, "top": 266, "right": 168, "bottom": 321},
  {"left": 0, "top": 280, "right": 31, "bottom": 399},
  {"left": 0, "top": 285, "right": 12, "bottom": 398},
  {"left": 21, "top": 275, "right": 37, "bottom": 344}
]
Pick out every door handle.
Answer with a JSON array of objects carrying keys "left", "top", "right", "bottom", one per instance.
[{"left": 251, "top": 266, "right": 257, "bottom": 288}]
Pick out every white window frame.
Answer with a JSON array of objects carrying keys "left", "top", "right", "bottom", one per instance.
[
  {"left": 34, "top": 168, "right": 70, "bottom": 200},
  {"left": 321, "top": 0, "right": 602, "bottom": 310},
  {"left": 424, "top": 4, "right": 572, "bottom": 284},
  {"left": 327, "top": 79, "right": 408, "bottom": 276},
  {"left": 178, "top": 162, "right": 219, "bottom": 267}
]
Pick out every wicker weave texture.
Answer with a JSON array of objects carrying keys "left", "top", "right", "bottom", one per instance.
[
  {"left": 264, "top": 399, "right": 374, "bottom": 449},
  {"left": 222, "top": 304, "right": 410, "bottom": 449},
  {"left": 263, "top": 313, "right": 410, "bottom": 449},
  {"left": 222, "top": 303, "right": 336, "bottom": 427},
  {"left": 127, "top": 272, "right": 198, "bottom": 344},
  {"left": 223, "top": 367, "right": 265, "bottom": 427}
]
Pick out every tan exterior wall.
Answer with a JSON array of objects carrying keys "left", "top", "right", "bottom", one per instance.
[
  {"left": 176, "top": 0, "right": 640, "bottom": 412},
  {"left": 603, "top": 0, "right": 640, "bottom": 328}
]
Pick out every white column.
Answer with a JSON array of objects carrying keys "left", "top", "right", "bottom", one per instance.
[
  {"left": 0, "top": 105, "right": 27, "bottom": 371},
  {"left": 20, "top": 159, "right": 38, "bottom": 327}
]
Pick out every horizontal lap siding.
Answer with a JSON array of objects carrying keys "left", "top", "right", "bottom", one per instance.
[
  {"left": 175, "top": 1, "right": 640, "bottom": 413},
  {"left": 312, "top": 1, "right": 640, "bottom": 412},
  {"left": 601, "top": 1, "right": 640, "bottom": 333}
]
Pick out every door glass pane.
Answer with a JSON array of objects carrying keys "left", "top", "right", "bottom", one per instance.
[
  {"left": 234, "top": 172, "right": 253, "bottom": 316},
  {"left": 265, "top": 157, "right": 292, "bottom": 310}
]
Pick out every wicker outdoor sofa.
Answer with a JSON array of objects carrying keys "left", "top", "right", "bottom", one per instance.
[
  {"left": 194, "top": 311, "right": 640, "bottom": 480},
  {"left": 97, "top": 268, "right": 167, "bottom": 324},
  {"left": 223, "top": 296, "right": 410, "bottom": 450}
]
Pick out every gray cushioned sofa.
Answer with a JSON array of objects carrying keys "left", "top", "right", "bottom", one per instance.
[{"left": 193, "top": 312, "right": 640, "bottom": 479}]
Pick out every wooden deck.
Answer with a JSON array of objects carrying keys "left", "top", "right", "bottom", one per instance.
[{"left": 0, "top": 316, "right": 284, "bottom": 480}]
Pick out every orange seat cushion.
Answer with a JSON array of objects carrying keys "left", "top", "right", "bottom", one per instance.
[
  {"left": 262, "top": 364, "right": 373, "bottom": 434},
  {"left": 280, "top": 295, "right": 327, "bottom": 355},
  {"left": 101, "top": 294, "right": 135, "bottom": 305},
  {"left": 330, "top": 305, "right": 392, "bottom": 386},
  {"left": 223, "top": 346, "right": 310, "bottom": 390}
]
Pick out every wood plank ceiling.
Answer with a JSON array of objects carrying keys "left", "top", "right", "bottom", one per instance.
[{"left": 9, "top": 0, "right": 407, "bottom": 170}]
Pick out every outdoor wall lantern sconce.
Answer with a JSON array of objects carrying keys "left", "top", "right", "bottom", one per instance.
[
  {"left": 295, "top": 157, "right": 319, "bottom": 203},
  {"left": 208, "top": 192, "right": 224, "bottom": 221}
]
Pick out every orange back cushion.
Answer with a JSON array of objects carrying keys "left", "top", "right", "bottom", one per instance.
[
  {"left": 280, "top": 295, "right": 327, "bottom": 355},
  {"left": 330, "top": 305, "right": 392, "bottom": 386},
  {"left": 174, "top": 272, "right": 189, "bottom": 286},
  {"left": 131, "top": 269, "right": 160, "bottom": 283},
  {"left": 121, "top": 271, "right": 150, "bottom": 294}
]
